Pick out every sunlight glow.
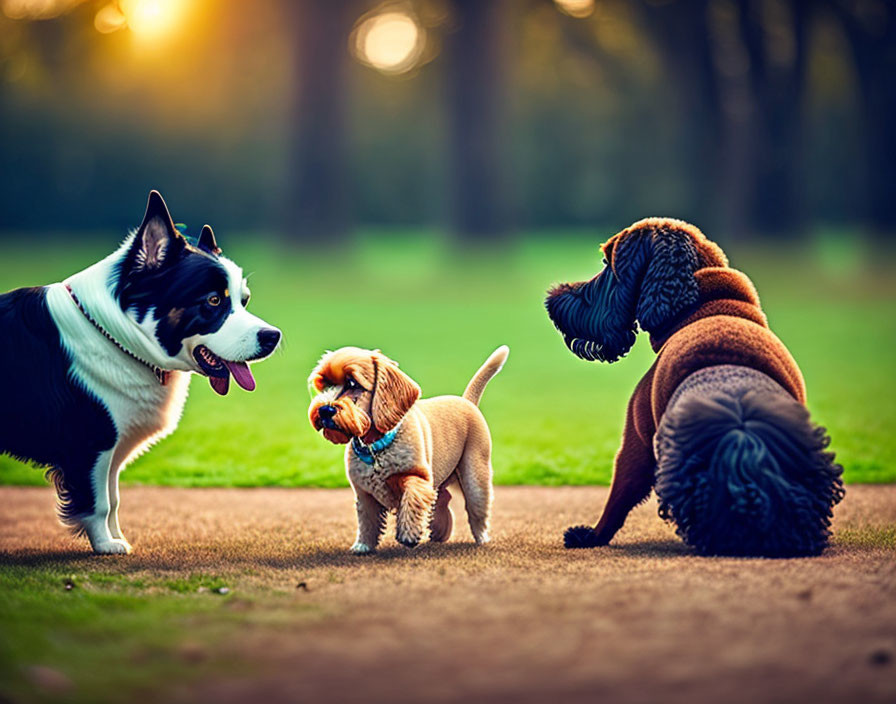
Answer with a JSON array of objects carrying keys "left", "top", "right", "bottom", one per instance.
[
  {"left": 554, "top": 0, "right": 595, "bottom": 19},
  {"left": 353, "top": 10, "right": 424, "bottom": 75},
  {"left": 120, "top": 0, "right": 187, "bottom": 40}
]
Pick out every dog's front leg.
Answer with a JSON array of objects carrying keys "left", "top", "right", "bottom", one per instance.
[
  {"left": 106, "top": 461, "right": 128, "bottom": 544},
  {"left": 566, "top": 377, "right": 655, "bottom": 549},
  {"left": 79, "top": 450, "right": 132, "bottom": 554},
  {"left": 352, "top": 489, "right": 387, "bottom": 554},
  {"left": 390, "top": 473, "right": 436, "bottom": 548},
  {"left": 588, "top": 433, "right": 654, "bottom": 545}
]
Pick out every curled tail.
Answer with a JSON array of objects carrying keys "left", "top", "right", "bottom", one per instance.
[
  {"left": 463, "top": 345, "right": 510, "bottom": 406},
  {"left": 655, "top": 366, "right": 844, "bottom": 557}
]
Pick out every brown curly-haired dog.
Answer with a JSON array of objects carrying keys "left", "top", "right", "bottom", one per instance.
[
  {"left": 546, "top": 218, "right": 844, "bottom": 556},
  {"left": 308, "top": 346, "right": 508, "bottom": 553}
]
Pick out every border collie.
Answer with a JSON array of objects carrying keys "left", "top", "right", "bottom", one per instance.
[{"left": 0, "top": 191, "right": 281, "bottom": 554}]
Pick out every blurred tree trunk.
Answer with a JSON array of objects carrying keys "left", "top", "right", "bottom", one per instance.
[
  {"left": 444, "top": 0, "right": 510, "bottom": 240},
  {"left": 639, "top": 0, "right": 812, "bottom": 239},
  {"left": 637, "top": 0, "right": 726, "bottom": 231},
  {"left": 285, "top": 0, "right": 355, "bottom": 242},
  {"left": 737, "top": 0, "right": 810, "bottom": 237},
  {"left": 830, "top": 0, "right": 896, "bottom": 238}
]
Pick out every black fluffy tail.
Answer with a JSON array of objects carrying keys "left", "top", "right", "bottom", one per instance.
[{"left": 655, "top": 371, "right": 844, "bottom": 557}]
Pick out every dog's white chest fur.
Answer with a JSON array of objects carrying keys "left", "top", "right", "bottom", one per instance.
[{"left": 45, "top": 282, "right": 191, "bottom": 466}]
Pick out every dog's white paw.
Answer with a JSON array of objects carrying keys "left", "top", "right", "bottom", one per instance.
[
  {"left": 92, "top": 538, "right": 132, "bottom": 555},
  {"left": 474, "top": 532, "right": 491, "bottom": 545},
  {"left": 350, "top": 542, "right": 374, "bottom": 555}
]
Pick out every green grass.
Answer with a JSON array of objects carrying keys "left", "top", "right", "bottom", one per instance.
[
  {"left": 1, "top": 230, "right": 894, "bottom": 487},
  {"left": 1, "top": 231, "right": 893, "bottom": 704},
  {"left": 0, "top": 563, "right": 319, "bottom": 703}
]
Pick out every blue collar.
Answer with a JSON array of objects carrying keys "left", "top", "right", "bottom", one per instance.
[{"left": 351, "top": 426, "right": 400, "bottom": 465}]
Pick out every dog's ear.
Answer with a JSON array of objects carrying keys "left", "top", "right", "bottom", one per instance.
[
  {"left": 130, "top": 190, "right": 185, "bottom": 271},
  {"left": 630, "top": 221, "right": 700, "bottom": 333},
  {"left": 307, "top": 354, "right": 329, "bottom": 395},
  {"left": 545, "top": 219, "right": 702, "bottom": 362},
  {"left": 370, "top": 353, "right": 420, "bottom": 433},
  {"left": 198, "top": 224, "right": 221, "bottom": 255}
]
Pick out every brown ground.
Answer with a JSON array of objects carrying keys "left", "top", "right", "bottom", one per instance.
[{"left": 2, "top": 485, "right": 895, "bottom": 704}]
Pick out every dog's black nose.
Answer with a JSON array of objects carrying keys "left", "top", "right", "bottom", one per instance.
[
  {"left": 257, "top": 328, "right": 281, "bottom": 355},
  {"left": 318, "top": 405, "right": 336, "bottom": 420}
]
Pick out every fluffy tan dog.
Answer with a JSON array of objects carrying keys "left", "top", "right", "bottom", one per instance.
[{"left": 308, "top": 345, "right": 509, "bottom": 553}]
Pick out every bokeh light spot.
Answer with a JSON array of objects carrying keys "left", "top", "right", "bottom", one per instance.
[
  {"left": 554, "top": 0, "right": 595, "bottom": 19},
  {"left": 94, "top": 3, "right": 127, "bottom": 34},
  {"left": 353, "top": 10, "right": 424, "bottom": 75}
]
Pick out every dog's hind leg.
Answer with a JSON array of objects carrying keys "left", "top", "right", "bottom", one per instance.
[
  {"left": 352, "top": 489, "right": 387, "bottom": 554},
  {"left": 456, "top": 438, "right": 493, "bottom": 544},
  {"left": 429, "top": 485, "right": 454, "bottom": 543}
]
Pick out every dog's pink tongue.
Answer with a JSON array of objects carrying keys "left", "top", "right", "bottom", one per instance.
[
  {"left": 224, "top": 361, "right": 256, "bottom": 391},
  {"left": 209, "top": 375, "right": 230, "bottom": 396}
]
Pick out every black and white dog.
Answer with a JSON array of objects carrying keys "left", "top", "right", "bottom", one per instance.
[{"left": 0, "top": 191, "right": 281, "bottom": 554}]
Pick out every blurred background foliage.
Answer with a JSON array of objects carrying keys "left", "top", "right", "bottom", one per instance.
[
  {"left": 0, "top": 0, "right": 894, "bottom": 241},
  {"left": 1, "top": 0, "right": 895, "bottom": 486}
]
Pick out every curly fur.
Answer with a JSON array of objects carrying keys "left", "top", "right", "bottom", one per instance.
[
  {"left": 546, "top": 218, "right": 844, "bottom": 556},
  {"left": 655, "top": 369, "right": 845, "bottom": 557},
  {"left": 309, "top": 346, "right": 508, "bottom": 552},
  {"left": 563, "top": 525, "right": 602, "bottom": 549},
  {"left": 545, "top": 219, "right": 703, "bottom": 362}
]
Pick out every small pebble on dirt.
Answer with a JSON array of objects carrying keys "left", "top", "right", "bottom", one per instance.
[
  {"left": 25, "top": 665, "right": 73, "bottom": 693},
  {"left": 178, "top": 642, "right": 207, "bottom": 664},
  {"left": 868, "top": 649, "right": 892, "bottom": 667}
]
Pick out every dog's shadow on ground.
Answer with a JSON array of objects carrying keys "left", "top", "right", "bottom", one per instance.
[
  {"left": 260, "top": 537, "right": 696, "bottom": 570},
  {"left": 258, "top": 541, "right": 486, "bottom": 571},
  {"left": 605, "top": 539, "right": 692, "bottom": 558},
  {"left": 2, "top": 537, "right": 859, "bottom": 573},
  {"left": 0, "top": 537, "right": 695, "bottom": 572},
  {"left": 0, "top": 542, "right": 489, "bottom": 572},
  {"left": 0, "top": 549, "right": 101, "bottom": 568}
]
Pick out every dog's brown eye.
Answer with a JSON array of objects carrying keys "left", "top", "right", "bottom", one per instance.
[
  {"left": 207, "top": 294, "right": 221, "bottom": 307},
  {"left": 345, "top": 376, "right": 358, "bottom": 389}
]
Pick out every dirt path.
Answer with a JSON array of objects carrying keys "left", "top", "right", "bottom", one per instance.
[{"left": 2, "top": 485, "right": 895, "bottom": 704}]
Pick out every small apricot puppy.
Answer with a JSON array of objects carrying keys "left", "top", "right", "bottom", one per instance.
[{"left": 308, "top": 345, "right": 509, "bottom": 553}]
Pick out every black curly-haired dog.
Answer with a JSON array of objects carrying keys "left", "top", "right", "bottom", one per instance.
[{"left": 545, "top": 218, "right": 844, "bottom": 557}]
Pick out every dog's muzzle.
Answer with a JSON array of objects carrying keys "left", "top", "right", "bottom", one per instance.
[
  {"left": 318, "top": 404, "right": 339, "bottom": 430},
  {"left": 252, "top": 328, "right": 282, "bottom": 359}
]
